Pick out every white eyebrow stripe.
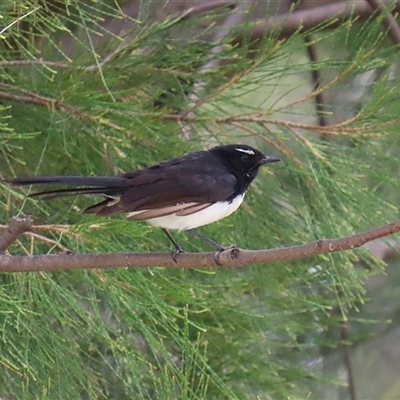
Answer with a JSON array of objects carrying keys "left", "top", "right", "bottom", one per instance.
[{"left": 236, "top": 148, "right": 255, "bottom": 155}]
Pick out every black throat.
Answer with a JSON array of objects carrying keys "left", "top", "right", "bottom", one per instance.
[{"left": 212, "top": 154, "right": 261, "bottom": 199}]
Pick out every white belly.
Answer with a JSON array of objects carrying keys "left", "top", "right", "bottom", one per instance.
[{"left": 145, "top": 193, "right": 245, "bottom": 231}]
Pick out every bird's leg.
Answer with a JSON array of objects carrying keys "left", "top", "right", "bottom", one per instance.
[
  {"left": 186, "top": 229, "right": 223, "bottom": 248},
  {"left": 187, "top": 229, "right": 236, "bottom": 266},
  {"left": 161, "top": 228, "right": 184, "bottom": 262}
]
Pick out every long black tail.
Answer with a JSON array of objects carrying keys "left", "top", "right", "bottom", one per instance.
[{"left": 6, "top": 176, "right": 129, "bottom": 199}]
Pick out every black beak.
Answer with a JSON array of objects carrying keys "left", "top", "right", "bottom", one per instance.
[{"left": 259, "top": 155, "right": 281, "bottom": 165}]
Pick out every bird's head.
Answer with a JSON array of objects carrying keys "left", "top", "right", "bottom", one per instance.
[{"left": 211, "top": 144, "right": 281, "bottom": 182}]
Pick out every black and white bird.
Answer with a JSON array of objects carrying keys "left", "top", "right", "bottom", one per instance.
[{"left": 6, "top": 144, "right": 280, "bottom": 252}]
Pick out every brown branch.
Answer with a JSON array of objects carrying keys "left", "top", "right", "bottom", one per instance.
[
  {"left": 304, "top": 35, "right": 329, "bottom": 128},
  {"left": 250, "top": 1, "right": 400, "bottom": 41},
  {"left": 112, "top": 1, "right": 400, "bottom": 44},
  {"left": 0, "top": 216, "right": 32, "bottom": 253},
  {"left": 340, "top": 319, "right": 357, "bottom": 400},
  {"left": 366, "top": 0, "right": 400, "bottom": 45},
  {"left": 0, "top": 84, "right": 124, "bottom": 132},
  {"left": 1, "top": 218, "right": 400, "bottom": 272},
  {"left": 4, "top": 2, "right": 400, "bottom": 76}
]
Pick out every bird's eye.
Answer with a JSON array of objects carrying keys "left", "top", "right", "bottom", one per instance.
[{"left": 241, "top": 154, "right": 250, "bottom": 162}]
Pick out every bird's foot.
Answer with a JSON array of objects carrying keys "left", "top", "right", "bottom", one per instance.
[
  {"left": 161, "top": 228, "right": 186, "bottom": 263},
  {"left": 214, "top": 244, "right": 238, "bottom": 266},
  {"left": 171, "top": 247, "right": 185, "bottom": 263}
]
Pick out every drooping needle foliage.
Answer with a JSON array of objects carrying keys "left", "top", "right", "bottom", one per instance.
[{"left": 1, "top": 1, "right": 400, "bottom": 399}]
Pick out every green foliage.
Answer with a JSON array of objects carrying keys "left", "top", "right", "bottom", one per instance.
[{"left": 0, "top": 1, "right": 399, "bottom": 399}]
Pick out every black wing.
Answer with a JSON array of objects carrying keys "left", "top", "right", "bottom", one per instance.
[{"left": 89, "top": 153, "right": 237, "bottom": 218}]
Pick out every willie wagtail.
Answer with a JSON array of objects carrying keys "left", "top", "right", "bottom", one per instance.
[{"left": 6, "top": 144, "right": 280, "bottom": 253}]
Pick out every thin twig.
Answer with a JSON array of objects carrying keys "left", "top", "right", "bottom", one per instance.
[
  {"left": 0, "top": 60, "right": 193, "bottom": 80},
  {"left": 0, "top": 216, "right": 32, "bottom": 253},
  {"left": 28, "top": 232, "right": 71, "bottom": 252},
  {"left": 0, "top": 60, "right": 71, "bottom": 69},
  {"left": 0, "top": 223, "right": 92, "bottom": 233},
  {"left": 279, "top": 122, "right": 325, "bottom": 159},
  {"left": 162, "top": 112, "right": 397, "bottom": 138},
  {"left": 16, "top": 238, "right": 30, "bottom": 256},
  {"left": 1, "top": 218, "right": 400, "bottom": 272},
  {"left": 0, "top": 7, "right": 39, "bottom": 35}
]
